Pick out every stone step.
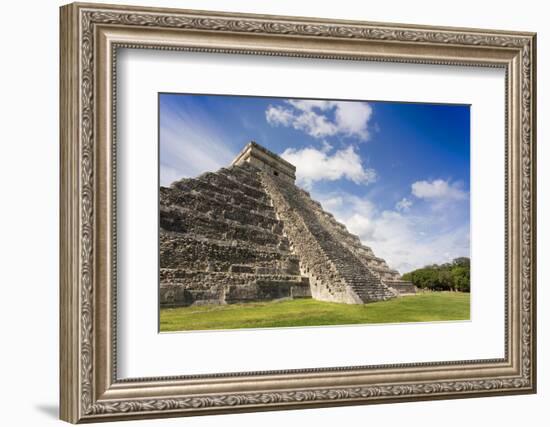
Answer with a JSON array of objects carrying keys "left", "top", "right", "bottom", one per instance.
[
  {"left": 160, "top": 206, "right": 286, "bottom": 247},
  {"left": 218, "top": 166, "right": 264, "bottom": 190},
  {"left": 164, "top": 179, "right": 275, "bottom": 217},
  {"left": 160, "top": 231, "right": 298, "bottom": 272},
  {"left": 161, "top": 268, "right": 304, "bottom": 282},
  {"left": 199, "top": 171, "right": 269, "bottom": 203},
  {"left": 162, "top": 188, "right": 279, "bottom": 229}
]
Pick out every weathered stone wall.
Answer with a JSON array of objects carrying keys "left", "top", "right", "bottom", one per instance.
[
  {"left": 160, "top": 162, "right": 310, "bottom": 307},
  {"left": 160, "top": 269, "right": 311, "bottom": 306},
  {"left": 160, "top": 232, "right": 299, "bottom": 273}
]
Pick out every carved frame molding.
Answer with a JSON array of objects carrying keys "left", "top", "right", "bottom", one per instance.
[{"left": 60, "top": 2, "right": 536, "bottom": 423}]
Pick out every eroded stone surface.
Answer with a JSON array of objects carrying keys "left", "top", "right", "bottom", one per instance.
[{"left": 160, "top": 142, "right": 415, "bottom": 307}]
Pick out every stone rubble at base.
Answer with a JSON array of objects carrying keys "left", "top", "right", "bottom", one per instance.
[{"left": 160, "top": 141, "right": 415, "bottom": 307}]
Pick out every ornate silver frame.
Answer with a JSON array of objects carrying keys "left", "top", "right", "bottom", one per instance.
[{"left": 60, "top": 2, "right": 537, "bottom": 423}]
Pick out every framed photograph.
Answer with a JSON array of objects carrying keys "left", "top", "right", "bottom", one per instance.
[{"left": 60, "top": 2, "right": 537, "bottom": 423}]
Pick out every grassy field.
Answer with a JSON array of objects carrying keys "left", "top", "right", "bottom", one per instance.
[{"left": 160, "top": 292, "right": 470, "bottom": 332}]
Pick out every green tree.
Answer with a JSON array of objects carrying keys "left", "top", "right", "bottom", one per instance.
[
  {"left": 403, "top": 257, "right": 470, "bottom": 292},
  {"left": 451, "top": 264, "right": 470, "bottom": 292}
]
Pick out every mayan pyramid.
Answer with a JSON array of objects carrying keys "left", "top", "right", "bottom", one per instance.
[{"left": 160, "top": 142, "right": 415, "bottom": 307}]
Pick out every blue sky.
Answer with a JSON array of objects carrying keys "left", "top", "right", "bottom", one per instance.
[{"left": 159, "top": 93, "right": 470, "bottom": 273}]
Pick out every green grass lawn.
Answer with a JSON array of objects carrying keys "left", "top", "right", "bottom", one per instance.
[{"left": 160, "top": 292, "right": 470, "bottom": 332}]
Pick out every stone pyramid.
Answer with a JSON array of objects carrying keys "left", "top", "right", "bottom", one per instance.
[{"left": 160, "top": 142, "right": 414, "bottom": 307}]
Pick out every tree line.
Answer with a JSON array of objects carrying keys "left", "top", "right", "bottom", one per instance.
[{"left": 402, "top": 257, "right": 470, "bottom": 292}]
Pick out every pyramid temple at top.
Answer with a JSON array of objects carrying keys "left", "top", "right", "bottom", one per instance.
[{"left": 160, "top": 141, "right": 415, "bottom": 307}]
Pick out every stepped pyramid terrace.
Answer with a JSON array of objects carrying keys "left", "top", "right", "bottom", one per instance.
[{"left": 160, "top": 141, "right": 415, "bottom": 307}]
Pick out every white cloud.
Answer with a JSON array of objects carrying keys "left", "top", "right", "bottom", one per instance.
[
  {"left": 160, "top": 104, "right": 236, "bottom": 186},
  {"left": 265, "top": 100, "right": 373, "bottom": 141},
  {"left": 266, "top": 105, "right": 335, "bottom": 138},
  {"left": 412, "top": 179, "right": 467, "bottom": 201},
  {"left": 281, "top": 145, "right": 376, "bottom": 189},
  {"left": 314, "top": 191, "right": 470, "bottom": 274},
  {"left": 293, "top": 110, "right": 338, "bottom": 138},
  {"left": 333, "top": 101, "right": 372, "bottom": 140},
  {"left": 265, "top": 105, "right": 294, "bottom": 127},
  {"left": 395, "top": 197, "right": 413, "bottom": 212}
]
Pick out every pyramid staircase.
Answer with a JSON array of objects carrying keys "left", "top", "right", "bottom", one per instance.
[{"left": 261, "top": 172, "right": 395, "bottom": 304}]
